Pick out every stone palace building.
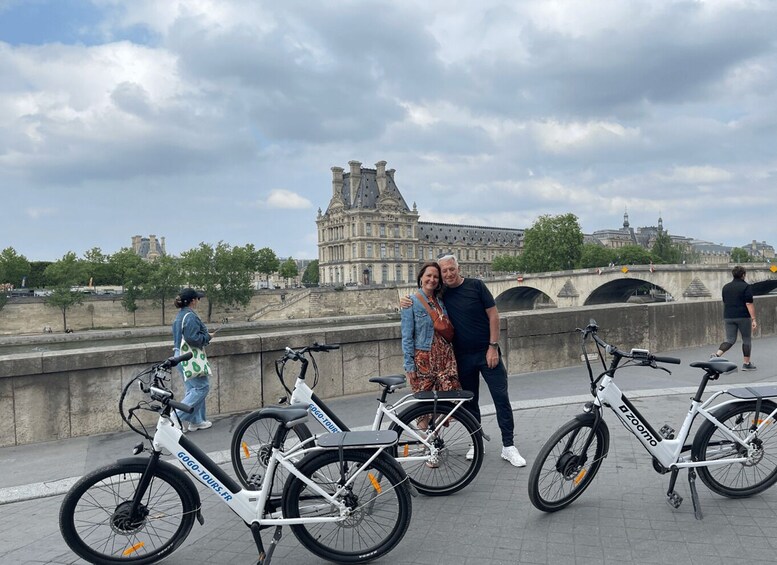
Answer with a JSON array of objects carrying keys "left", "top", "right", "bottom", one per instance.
[{"left": 316, "top": 160, "right": 522, "bottom": 286}]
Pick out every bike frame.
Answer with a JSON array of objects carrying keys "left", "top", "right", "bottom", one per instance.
[
  {"left": 149, "top": 406, "right": 391, "bottom": 528},
  {"left": 288, "top": 375, "right": 476, "bottom": 463},
  {"left": 595, "top": 375, "right": 777, "bottom": 469}
]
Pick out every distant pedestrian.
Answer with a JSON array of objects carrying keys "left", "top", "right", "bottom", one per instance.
[
  {"left": 711, "top": 266, "right": 757, "bottom": 370},
  {"left": 172, "top": 288, "right": 216, "bottom": 431}
]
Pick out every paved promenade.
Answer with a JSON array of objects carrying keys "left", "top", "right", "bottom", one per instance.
[{"left": 2, "top": 337, "right": 777, "bottom": 564}]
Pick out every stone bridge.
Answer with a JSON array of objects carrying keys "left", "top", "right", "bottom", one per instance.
[{"left": 486, "top": 263, "right": 777, "bottom": 311}]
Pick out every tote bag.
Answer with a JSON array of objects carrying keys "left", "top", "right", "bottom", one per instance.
[{"left": 179, "top": 312, "right": 211, "bottom": 380}]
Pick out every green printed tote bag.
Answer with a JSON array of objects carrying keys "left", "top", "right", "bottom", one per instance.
[{"left": 179, "top": 312, "right": 211, "bottom": 380}]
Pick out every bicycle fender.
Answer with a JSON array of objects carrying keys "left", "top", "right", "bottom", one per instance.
[
  {"left": 117, "top": 456, "right": 204, "bottom": 525},
  {"left": 574, "top": 411, "right": 611, "bottom": 456}
]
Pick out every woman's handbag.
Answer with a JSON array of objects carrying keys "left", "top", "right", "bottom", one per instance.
[
  {"left": 415, "top": 292, "right": 455, "bottom": 343},
  {"left": 179, "top": 312, "right": 211, "bottom": 380}
]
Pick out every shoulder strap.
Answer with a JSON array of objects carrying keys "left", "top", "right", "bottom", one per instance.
[{"left": 415, "top": 292, "right": 439, "bottom": 320}]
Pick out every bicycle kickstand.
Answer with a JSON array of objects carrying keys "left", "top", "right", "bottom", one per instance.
[
  {"left": 687, "top": 468, "right": 703, "bottom": 520},
  {"left": 252, "top": 524, "right": 283, "bottom": 565}
]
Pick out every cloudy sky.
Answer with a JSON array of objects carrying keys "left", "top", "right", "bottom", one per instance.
[{"left": 1, "top": 0, "right": 776, "bottom": 262}]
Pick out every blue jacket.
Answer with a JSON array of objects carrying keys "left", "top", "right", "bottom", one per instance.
[
  {"left": 400, "top": 293, "right": 450, "bottom": 372},
  {"left": 172, "top": 307, "right": 211, "bottom": 356}
]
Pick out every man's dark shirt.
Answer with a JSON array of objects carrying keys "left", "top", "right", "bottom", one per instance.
[
  {"left": 721, "top": 278, "right": 753, "bottom": 319},
  {"left": 442, "top": 278, "right": 495, "bottom": 353}
]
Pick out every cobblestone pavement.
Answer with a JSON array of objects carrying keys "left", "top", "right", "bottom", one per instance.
[{"left": 4, "top": 391, "right": 777, "bottom": 565}]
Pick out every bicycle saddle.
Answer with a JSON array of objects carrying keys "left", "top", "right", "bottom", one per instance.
[
  {"left": 258, "top": 406, "right": 309, "bottom": 426},
  {"left": 369, "top": 375, "right": 406, "bottom": 388},
  {"left": 690, "top": 359, "right": 737, "bottom": 374}
]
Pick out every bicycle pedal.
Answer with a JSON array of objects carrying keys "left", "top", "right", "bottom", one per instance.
[
  {"left": 666, "top": 491, "right": 683, "bottom": 509},
  {"left": 247, "top": 474, "right": 263, "bottom": 489},
  {"left": 659, "top": 424, "right": 675, "bottom": 440}
]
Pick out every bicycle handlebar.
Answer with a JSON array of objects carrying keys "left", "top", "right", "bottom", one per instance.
[{"left": 580, "top": 320, "right": 681, "bottom": 367}]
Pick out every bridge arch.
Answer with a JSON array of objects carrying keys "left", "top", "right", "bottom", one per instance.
[
  {"left": 584, "top": 278, "right": 674, "bottom": 306},
  {"left": 495, "top": 286, "right": 555, "bottom": 311}
]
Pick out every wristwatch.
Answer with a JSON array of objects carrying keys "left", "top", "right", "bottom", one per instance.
[{"left": 488, "top": 342, "right": 499, "bottom": 348}]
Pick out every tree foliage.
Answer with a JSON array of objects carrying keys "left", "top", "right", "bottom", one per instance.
[
  {"left": 613, "top": 245, "right": 653, "bottom": 265},
  {"left": 180, "top": 242, "right": 258, "bottom": 322},
  {"left": 82, "top": 247, "right": 112, "bottom": 285},
  {"left": 730, "top": 247, "right": 751, "bottom": 263},
  {"left": 255, "top": 247, "right": 280, "bottom": 277},
  {"left": 577, "top": 244, "right": 615, "bottom": 268},
  {"left": 520, "top": 214, "right": 583, "bottom": 273},
  {"left": 491, "top": 254, "right": 522, "bottom": 273},
  {"left": 144, "top": 255, "right": 183, "bottom": 325},
  {"left": 302, "top": 260, "right": 319, "bottom": 285},
  {"left": 0, "top": 247, "right": 31, "bottom": 287},
  {"left": 651, "top": 231, "right": 682, "bottom": 264},
  {"left": 109, "top": 248, "right": 150, "bottom": 325},
  {"left": 43, "top": 252, "right": 87, "bottom": 331},
  {"left": 279, "top": 257, "right": 299, "bottom": 281}
]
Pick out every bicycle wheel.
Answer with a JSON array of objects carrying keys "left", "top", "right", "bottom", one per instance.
[
  {"left": 693, "top": 399, "right": 777, "bottom": 498},
  {"left": 528, "top": 415, "right": 609, "bottom": 512},
  {"left": 282, "top": 448, "right": 412, "bottom": 564},
  {"left": 59, "top": 461, "right": 197, "bottom": 564},
  {"left": 231, "top": 410, "right": 313, "bottom": 491},
  {"left": 390, "top": 402, "right": 483, "bottom": 496}
]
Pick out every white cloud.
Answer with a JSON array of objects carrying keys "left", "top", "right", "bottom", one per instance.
[
  {"left": 258, "top": 189, "right": 312, "bottom": 209},
  {"left": 25, "top": 207, "right": 57, "bottom": 219}
]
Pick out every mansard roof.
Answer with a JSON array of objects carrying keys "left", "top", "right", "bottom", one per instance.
[
  {"left": 418, "top": 222, "right": 523, "bottom": 245},
  {"left": 340, "top": 168, "right": 411, "bottom": 211}
]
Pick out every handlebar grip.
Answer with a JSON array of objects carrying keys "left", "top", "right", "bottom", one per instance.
[
  {"left": 169, "top": 400, "right": 194, "bottom": 413},
  {"left": 652, "top": 355, "right": 682, "bottom": 365},
  {"left": 161, "top": 352, "right": 193, "bottom": 369},
  {"left": 312, "top": 343, "right": 340, "bottom": 351}
]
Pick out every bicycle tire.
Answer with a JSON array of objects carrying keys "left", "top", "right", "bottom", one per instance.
[
  {"left": 693, "top": 399, "right": 777, "bottom": 498},
  {"left": 59, "top": 461, "right": 197, "bottom": 564},
  {"left": 282, "top": 448, "right": 412, "bottom": 564},
  {"left": 231, "top": 410, "right": 314, "bottom": 491},
  {"left": 528, "top": 414, "right": 609, "bottom": 512},
  {"left": 390, "top": 402, "right": 483, "bottom": 496}
]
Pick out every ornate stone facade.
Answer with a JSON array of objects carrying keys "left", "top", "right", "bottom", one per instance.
[{"left": 316, "top": 160, "right": 522, "bottom": 285}]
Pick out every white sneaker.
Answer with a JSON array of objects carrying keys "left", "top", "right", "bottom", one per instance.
[
  {"left": 501, "top": 446, "right": 526, "bottom": 467},
  {"left": 187, "top": 420, "right": 213, "bottom": 432},
  {"left": 466, "top": 445, "right": 475, "bottom": 460}
]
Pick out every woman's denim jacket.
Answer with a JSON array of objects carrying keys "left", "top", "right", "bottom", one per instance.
[
  {"left": 172, "top": 307, "right": 211, "bottom": 356},
  {"left": 400, "top": 293, "right": 450, "bottom": 372}
]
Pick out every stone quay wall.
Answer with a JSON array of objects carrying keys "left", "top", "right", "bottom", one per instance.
[{"left": 1, "top": 295, "right": 775, "bottom": 447}]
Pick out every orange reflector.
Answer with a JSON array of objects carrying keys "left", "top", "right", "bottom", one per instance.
[
  {"left": 403, "top": 444, "right": 409, "bottom": 457},
  {"left": 368, "top": 473, "right": 382, "bottom": 494},
  {"left": 241, "top": 442, "right": 250, "bottom": 459},
  {"left": 123, "top": 542, "right": 145, "bottom": 556},
  {"left": 573, "top": 469, "right": 587, "bottom": 485}
]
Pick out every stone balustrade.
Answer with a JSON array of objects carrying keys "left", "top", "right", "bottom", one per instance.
[{"left": 1, "top": 296, "right": 775, "bottom": 447}]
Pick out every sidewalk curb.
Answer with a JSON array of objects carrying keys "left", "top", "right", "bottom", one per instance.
[{"left": 2, "top": 382, "right": 773, "bottom": 506}]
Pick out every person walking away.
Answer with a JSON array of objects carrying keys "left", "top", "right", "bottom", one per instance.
[
  {"left": 401, "top": 262, "right": 461, "bottom": 468},
  {"left": 172, "top": 288, "right": 216, "bottom": 431},
  {"left": 711, "top": 265, "right": 757, "bottom": 370},
  {"left": 402, "top": 254, "right": 526, "bottom": 467}
]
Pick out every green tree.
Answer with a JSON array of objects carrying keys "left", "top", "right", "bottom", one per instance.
[
  {"left": 180, "top": 242, "right": 258, "bottom": 322},
  {"left": 278, "top": 257, "right": 299, "bottom": 285},
  {"left": 0, "top": 247, "right": 31, "bottom": 287},
  {"left": 491, "top": 254, "right": 522, "bottom": 273},
  {"left": 28, "top": 261, "right": 52, "bottom": 288},
  {"left": 577, "top": 244, "right": 615, "bottom": 268},
  {"left": 520, "top": 213, "right": 583, "bottom": 273},
  {"left": 302, "top": 260, "right": 319, "bottom": 286},
  {"left": 145, "top": 255, "right": 183, "bottom": 325},
  {"left": 109, "top": 248, "right": 150, "bottom": 325},
  {"left": 255, "top": 247, "right": 280, "bottom": 283},
  {"left": 730, "top": 247, "right": 751, "bottom": 264},
  {"left": 82, "top": 247, "right": 112, "bottom": 286},
  {"left": 43, "top": 252, "right": 86, "bottom": 331},
  {"left": 651, "top": 231, "right": 682, "bottom": 264},
  {"left": 614, "top": 245, "right": 653, "bottom": 265}
]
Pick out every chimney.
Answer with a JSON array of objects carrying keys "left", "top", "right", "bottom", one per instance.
[
  {"left": 375, "top": 160, "right": 387, "bottom": 195},
  {"left": 161, "top": 236, "right": 166, "bottom": 255},
  {"left": 348, "top": 160, "right": 361, "bottom": 205},
  {"left": 149, "top": 234, "right": 157, "bottom": 252},
  {"left": 331, "top": 166, "right": 344, "bottom": 201},
  {"left": 132, "top": 235, "right": 141, "bottom": 253}
]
